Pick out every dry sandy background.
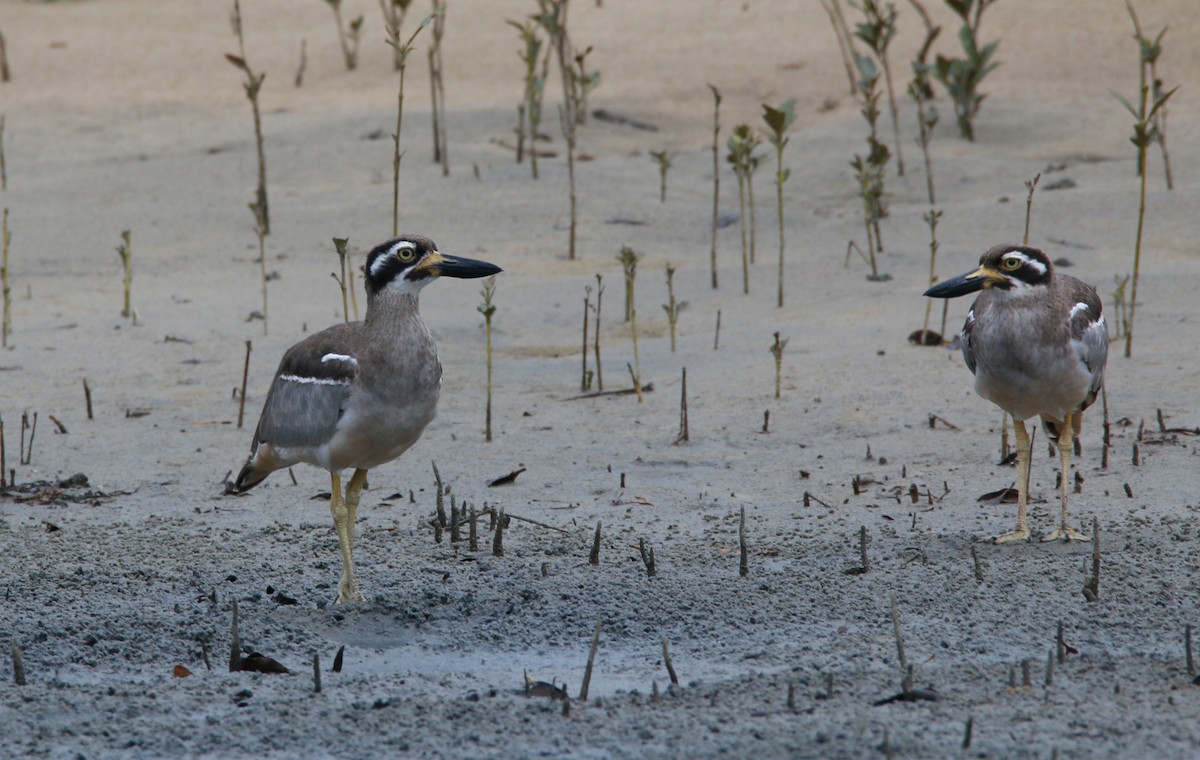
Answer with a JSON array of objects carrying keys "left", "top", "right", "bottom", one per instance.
[{"left": 2, "top": 0, "right": 1200, "bottom": 757}]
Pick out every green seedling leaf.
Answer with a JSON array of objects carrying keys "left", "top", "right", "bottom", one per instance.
[
  {"left": 1147, "top": 86, "right": 1179, "bottom": 120},
  {"left": 761, "top": 98, "right": 797, "bottom": 136},
  {"left": 1110, "top": 90, "right": 1140, "bottom": 119},
  {"left": 854, "top": 54, "right": 878, "bottom": 82}
]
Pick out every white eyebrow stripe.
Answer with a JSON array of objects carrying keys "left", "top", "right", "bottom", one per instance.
[
  {"left": 369, "top": 240, "right": 418, "bottom": 277},
  {"left": 1005, "top": 250, "right": 1046, "bottom": 275},
  {"left": 279, "top": 373, "right": 350, "bottom": 386},
  {"left": 321, "top": 353, "right": 358, "bottom": 365}
]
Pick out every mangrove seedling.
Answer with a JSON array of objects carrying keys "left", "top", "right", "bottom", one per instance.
[
  {"left": 649, "top": 150, "right": 673, "bottom": 203},
  {"left": 851, "top": 0, "right": 904, "bottom": 175},
  {"left": 1, "top": 208, "right": 10, "bottom": 348},
  {"left": 726, "top": 125, "right": 760, "bottom": 293},
  {"left": 428, "top": 0, "right": 448, "bottom": 174},
  {"left": 744, "top": 139, "right": 764, "bottom": 264},
  {"left": 906, "top": 0, "right": 941, "bottom": 204},
  {"left": 507, "top": 18, "right": 546, "bottom": 171},
  {"left": 115, "top": 230, "right": 132, "bottom": 320},
  {"left": 769, "top": 331, "right": 788, "bottom": 399},
  {"left": 592, "top": 273, "right": 605, "bottom": 391},
  {"left": 618, "top": 246, "right": 643, "bottom": 403},
  {"left": 251, "top": 199, "right": 268, "bottom": 335},
  {"left": 849, "top": 54, "right": 889, "bottom": 280},
  {"left": 0, "top": 114, "right": 6, "bottom": 190},
  {"left": 0, "top": 26, "right": 10, "bottom": 83},
  {"left": 324, "top": 0, "right": 363, "bottom": 71},
  {"left": 331, "top": 237, "right": 351, "bottom": 323},
  {"left": 385, "top": 9, "right": 439, "bottom": 236},
  {"left": 379, "top": 0, "right": 415, "bottom": 70},
  {"left": 478, "top": 277, "right": 497, "bottom": 441},
  {"left": 762, "top": 98, "right": 796, "bottom": 307},
  {"left": 580, "top": 284, "right": 591, "bottom": 390},
  {"left": 538, "top": 0, "right": 590, "bottom": 259},
  {"left": 914, "top": 208, "right": 943, "bottom": 345},
  {"left": 708, "top": 84, "right": 722, "bottom": 290},
  {"left": 571, "top": 45, "right": 601, "bottom": 126},
  {"left": 1125, "top": 0, "right": 1174, "bottom": 190},
  {"left": 932, "top": 0, "right": 1002, "bottom": 141},
  {"left": 818, "top": 0, "right": 861, "bottom": 95},
  {"left": 662, "top": 264, "right": 687, "bottom": 353},
  {"left": 617, "top": 245, "right": 641, "bottom": 323},
  {"left": 227, "top": 0, "right": 269, "bottom": 234},
  {"left": 727, "top": 131, "right": 750, "bottom": 294},
  {"left": 1112, "top": 67, "right": 1176, "bottom": 358}
]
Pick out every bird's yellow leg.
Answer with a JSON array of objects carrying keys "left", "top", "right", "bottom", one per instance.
[
  {"left": 1043, "top": 411, "right": 1089, "bottom": 542},
  {"left": 329, "top": 471, "right": 366, "bottom": 603},
  {"left": 994, "top": 419, "right": 1032, "bottom": 544}
]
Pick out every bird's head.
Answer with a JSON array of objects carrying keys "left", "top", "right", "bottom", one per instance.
[
  {"left": 364, "top": 236, "right": 502, "bottom": 298},
  {"left": 924, "top": 245, "right": 1054, "bottom": 299}
]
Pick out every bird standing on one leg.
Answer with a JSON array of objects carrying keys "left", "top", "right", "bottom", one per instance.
[
  {"left": 924, "top": 244, "right": 1108, "bottom": 543},
  {"left": 232, "top": 236, "right": 501, "bottom": 602}
]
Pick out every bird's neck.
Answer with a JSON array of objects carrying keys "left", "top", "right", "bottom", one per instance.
[{"left": 364, "top": 291, "right": 422, "bottom": 328}]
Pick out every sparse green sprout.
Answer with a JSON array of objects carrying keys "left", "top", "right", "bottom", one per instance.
[
  {"left": 478, "top": 277, "right": 497, "bottom": 441},
  {"left": 906, "top": 0, "right": 941, "bottom": 204},
  {"left": 708, "top": 84, "right": 722, "bottom": 290},
  {"left": 571, "top": 45, "right": 601, "bottom": 126},
  {"left": 744, "top": 139, "right": 764, "bottom": 265},
  {"left": 849, "top": 54, "right": 890, "bottom": 281},
  {"left": 227, "top": 0, "right": 269, "bottom": 235},
  {"left": 618, "top": 246, "right": 643, "bottom": 403},
  {"left": 762, "top": 98, "right": 796, "bottom": 308},
  {"left": 769, "top": 331, "right": 788, "bottom": 400},
  {"left": 331, "top": 237, "right": 351, "bottom": 323},
  {"left": 726, "top": 125, "right": 759, "bottom": 294},
  {"left": 324, "top": 0, "right": 363, "bottom": 71},
  {"left": 1125, "top": 0, "right": 1174, "bottom": 189},
  {"left": 115, "top": 230, "right": 133, "bottom": 320},
  {"left": 1112, "top": 68, "right": 1177, "bottom": 358},
  {"left": 385, "top": 9, "right": 439, "bottom": 236},
  {"left": 507, "top": 18, "right": 546, "bottom": 172},
  {"left": 379, "top": 0, "right": 415, "bottom": 71},
  {"left": 932, "top": 0, "right": 1001, "bottom": 141},
  {"left": 649, "top": 150, "right": 673, "bottom": 203},
  {"left": 662, "top": 265, "right": 687, "bottom": 353},
  {"left": 851, "top": 0, "right": 903, "bottom": 175},
  {"left": 538, "top": 0, "right": 593, "bottom": 259},
  {"left": 617, "top": 245, "right": 641, "bottom": 323}
]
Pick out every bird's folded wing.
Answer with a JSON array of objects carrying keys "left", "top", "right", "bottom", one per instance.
[
  {"left": 1068, "top": 289, "right": 1108, "bottom": 409},
  {"left": 255, "top": 341, "right": 359, "bottom": 448}
]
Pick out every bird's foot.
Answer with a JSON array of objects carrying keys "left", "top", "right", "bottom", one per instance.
[
  {"left": 992, "top": 527, "right": 1031, "bottom": 545},
  {"left": 336, "top": 578, "right": 368, "bottom": 605},
  {"left": 1041, "top": 526, "right": 1089, "bottom": 543}
]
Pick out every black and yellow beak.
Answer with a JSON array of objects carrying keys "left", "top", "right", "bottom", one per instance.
[
  {"left": 924, "top": 265, "right": 1006, "bottom": 299},
  {"left": 413, "top": 251, "right": 503, "bottom": 280}
]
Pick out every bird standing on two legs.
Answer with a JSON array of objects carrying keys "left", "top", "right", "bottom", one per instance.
[
  {"left": 925, "top": 244, "right": 1108, "bottom": 544},
  {"left": 232, "top": 236, "right": 501, "bottom": 602}
]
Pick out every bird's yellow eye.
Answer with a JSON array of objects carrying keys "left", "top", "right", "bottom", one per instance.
[
  {"left": 395, "top": 244, "right": 417, "bottom": 263},
  {"left": 1001, "top": 257, "right": 1022, "bottom": 271}
]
